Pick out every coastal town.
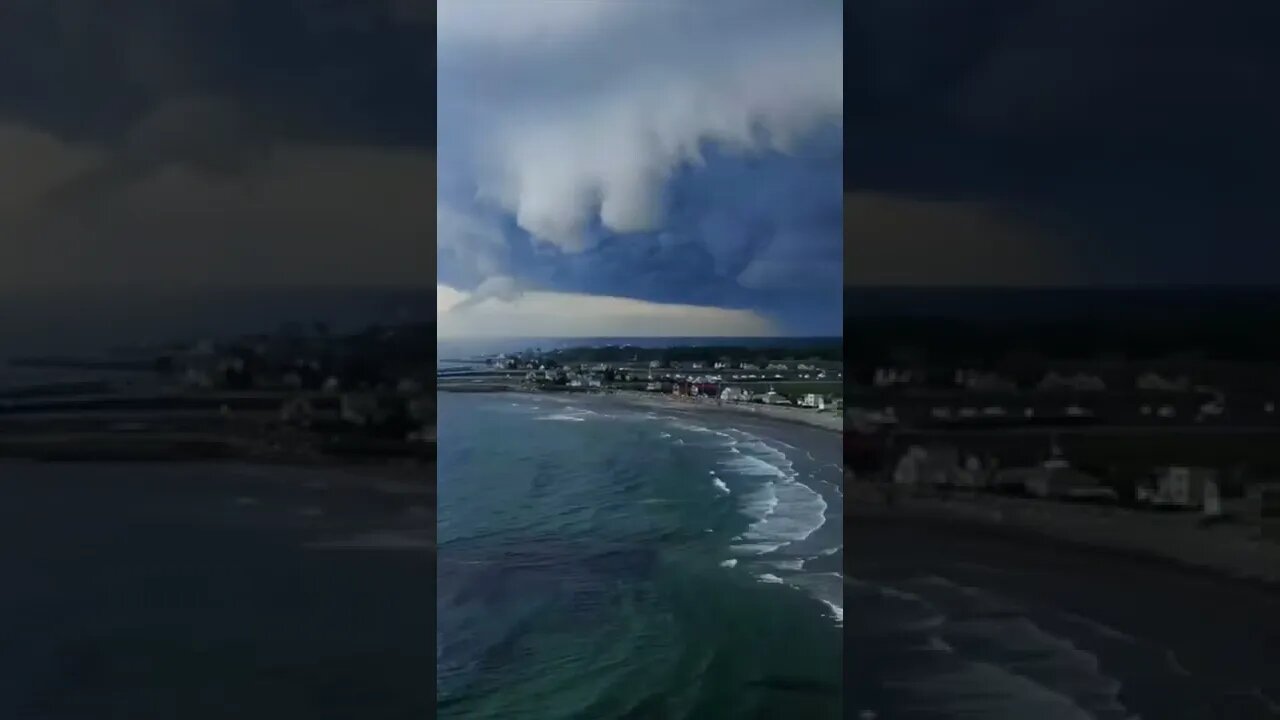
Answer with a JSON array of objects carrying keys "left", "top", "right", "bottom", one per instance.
[
  {"left": 0, "top": 322, "right": 434, "bottom": 466},
  {"left": 844, "top": 345, "right": 1280, "bottom": 582},
  {"left": 440, "top": 344, "right": 844, "bottom": 410}
]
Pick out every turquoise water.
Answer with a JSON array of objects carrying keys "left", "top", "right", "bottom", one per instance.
[{"left": 437, "top": 392, "right": 842, "bottom": 719}]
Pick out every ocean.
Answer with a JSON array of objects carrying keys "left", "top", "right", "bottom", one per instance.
[
  {"left": 436, "top": 390, "right": 843, "bottom": 719},
  {"left": 847, "top": 518, "right": 1280, "bottom": 719},
  {"left": 0, "top": 463, "right": 433, "bottom": 718}
]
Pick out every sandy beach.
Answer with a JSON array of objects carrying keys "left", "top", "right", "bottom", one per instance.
[
  {"left": 443, "top": 385, "right": 844, "bottom": 433},
  {"left": 848, "top": 480, "right": 1280, "bottom": 586}
]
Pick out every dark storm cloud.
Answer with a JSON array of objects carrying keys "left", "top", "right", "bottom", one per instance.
[
  {"left": 848, "top": 0, "right": 1280, "bottom": 284},
  {"left": 437, "top": 0, "right": 842, "bottom": 334},
  {"left": 0, "top": 1, "right": 435, "bottom": 289}
]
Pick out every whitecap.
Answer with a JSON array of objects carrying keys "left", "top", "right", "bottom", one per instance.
[
  {"left": 535, "top": 413, "right": 586, "bottom": 422},
  {"left": 720, "top": 559, "right": 738, "bottom": 568}
]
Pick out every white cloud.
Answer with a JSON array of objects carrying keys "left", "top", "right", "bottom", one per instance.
[
  {"left": 439, "top": 0, "right": 842, "bottom": 252},
  {"left": 436, "top": 284, "right": 776, "bottom": 338},
  {"left": 436, "top": 0, "right": 631, "bottom": 47},
  {"left": 437, "top": 203, "right": 509, "bottom": 278}
]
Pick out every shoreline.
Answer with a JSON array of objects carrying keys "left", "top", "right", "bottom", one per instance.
[
  {"left": 849, "top": 480, "right": 1280, "bottom": 589},
  {"left": 442, "top": 385, "right": 844, "bottom": 433}
]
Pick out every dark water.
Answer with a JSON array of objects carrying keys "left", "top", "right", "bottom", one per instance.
[
  {"left": 0, "top": 463, "right": 432, "bottom": 719},
  {"left": 847, "top": 518, "right": 1280, "bottom": 719},
  {"left": 437, "top": 392, "right": 842, "bottom": 719}
]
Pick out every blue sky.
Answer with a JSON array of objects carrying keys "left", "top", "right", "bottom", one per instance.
[{"left": 436, "top": 1, "right": 843, "bottom": 337}]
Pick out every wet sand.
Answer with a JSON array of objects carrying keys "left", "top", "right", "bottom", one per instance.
[{"left": 848, "top": 481, "right": 1280, "bottom": 585}]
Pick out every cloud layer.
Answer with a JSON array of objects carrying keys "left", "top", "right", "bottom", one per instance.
[
  {"left": 437, "top": 0, "right": 843, "bottom": 333},
  {"left": 445, "top": 0, "right": 841, "bottom": 252},
  {"left": 437, "top": 284, "right": 776, "bottom": 338}
]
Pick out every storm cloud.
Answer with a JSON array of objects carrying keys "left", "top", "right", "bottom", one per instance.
[{"left": 438, "top": 0, "right": 842, "bottom": 334}]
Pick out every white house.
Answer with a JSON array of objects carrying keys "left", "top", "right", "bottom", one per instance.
[
  {"left": 1147, "top": 467, "right": 1219, "bottom": 511},
  {"left": 182, "top": 367, "right": 214, "bottom": 390},
  {"left": 759, "top": 389, "right": 790, "bottom": 405},
  {"left": 1136, "top": 372, "right": 1190, "bottom": 391},
  {"left": 340, "top": 393, "right": 381, "bottom": 426},
  {"left": 800, "top": 393, "right": 825, "bottom": 409},
  {"left": 1001, "top": 459, "right": 1111, "bottom": 500},
  {"left": 280, "top": 396, "right": 315, "bottom": 427},
  {"left": 893, "top": 445, "right": 961, "bottom": 486}
]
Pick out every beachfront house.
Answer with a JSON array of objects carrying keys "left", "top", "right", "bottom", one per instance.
[
  {"left": 960, "top": 371, "right": 1018, "bottom": 392},
  {"left": 1252, "top": 483, "right": 1280, "bottom": 541},
  {"left": 182, "top": 367, "right": 215, "bottom": 390},
  {"left": 1146, "top": 466, "right": 1220, "bottom": 510},
  {"left": 892, "top": 444, "right": 963, "bottom": 486},
  {"left": 759, "top": 388, "right": 790, "bottom": 405},
  {"left": 340, "top": 392, "right": 382, "bottom": 427},
  {"left": 800, "top": 393, "right": 826, "bottom": 410},
  {"left": 767, "top": 363, "right": 790, "bottom": 371},
  {"left": 280, "top": 396, "right": 315, "bottom": 427},
  {"left": 1038, "top": 372, "right": 1107, "bottom": 392},
  {"left": 999, "top": 458, "right": 1112, "bottom": 500},
  {"left": 1136, "top": 372, "right": 1190, "bottom": 391}
]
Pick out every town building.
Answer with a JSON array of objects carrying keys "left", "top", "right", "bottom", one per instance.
[
  {"left": 1145, "top": 466, "right": 1220, "bottom": 510},
  {"left": 800, "top": 393, "right": 826, "bottom": 410}
]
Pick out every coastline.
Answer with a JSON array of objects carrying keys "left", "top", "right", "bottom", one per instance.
[
  {"left": 438, "top": 384, "right": 843, "bottom": 433},
  {"left": 849, "top": 480, "right": 1280, "bottom": 588}
]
